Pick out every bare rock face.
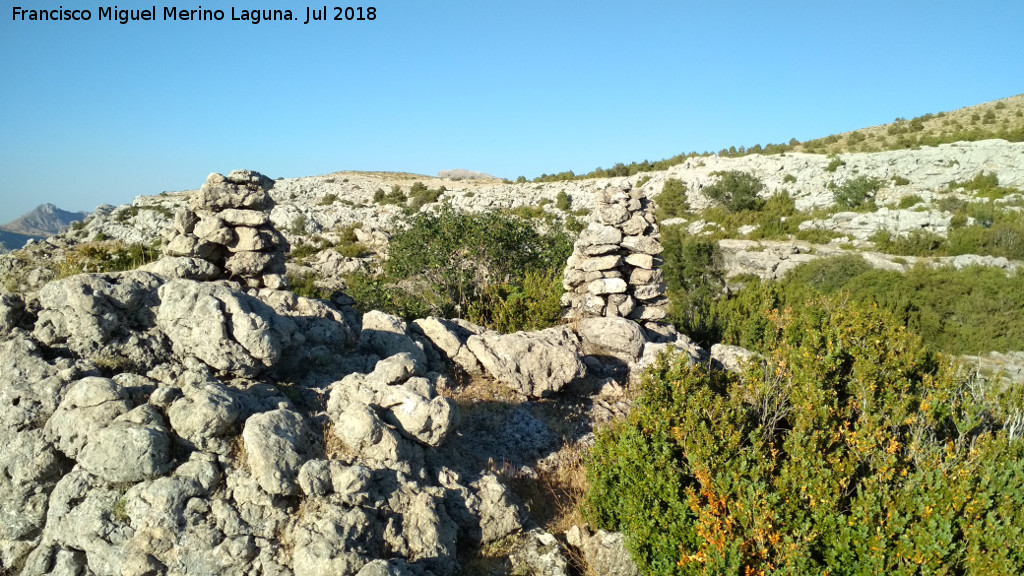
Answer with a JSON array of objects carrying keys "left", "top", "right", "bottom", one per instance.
[
  {"left": 562, "top": 183, "right": 668, "bottom": 322},
  {"left": 76, "top": 405, "right": 174, "bottom": 483},
  {"left": 566, "top": 526, "right": 639, "bottom": 576}
]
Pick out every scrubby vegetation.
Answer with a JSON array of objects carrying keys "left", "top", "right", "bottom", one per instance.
[
  {"left": 344, "top": 206, "right": 572, "bottom": 331},
  {"left": 289, "top": 223, "right": 370, "bottom": 264},
  {"left": 833, "top": 175, "right": 883, "bottom": 210},
  {"left": 587, "top": 296, "right": 1024, "bottom": 575},
  {"left": 655, "top": 178, "right": 689, "bottom": 221},
  {"left": 703, "top": 171, "right": 764, "bottom": 212},
  {"left": 868, "top": 198, "right": 1024, "bottom": 261},
  {"left": 711, "top": 256, "right": 1024, "bottom": 356},
  {"left": 57, "top": 241, "right": 160, "bottom": 277}
]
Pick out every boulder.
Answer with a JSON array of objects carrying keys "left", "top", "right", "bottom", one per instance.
[
  {"left": 577, "top": 317, "right": 644, "bottom": 364},
  {"left": 360, "top": 310, "right": 428, "bottom": 368},
  {"left": 242, "top": 408, "right": 310, "bottom": 496},
  {"left": 156, "top": 279, "right": 297, "bottom": 377},
  {"left": 45, "top": 376, "right": 131, "bottom": 459},
  {"left": 466, "top": 326, "right": 585, "bottom": 397},
  {"left": 77, "top": 405, "right": 174, "bottom": 483}
]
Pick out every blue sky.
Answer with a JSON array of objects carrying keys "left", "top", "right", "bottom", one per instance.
[{"left": 1, "top": 0, "right": 1022, "bottom": 224}]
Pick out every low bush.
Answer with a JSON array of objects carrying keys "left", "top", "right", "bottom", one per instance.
[
  {"left": 712, "top": 256, "right": 1024, "bottom": 356},
  {"left": 833, "top": 175, "right": 884, "bottom": 210},
  {"left": 703, "top": 171, "right": 764, "bottom": 212},
  {"left": 662, "top": 227, "right": 724, "bottom": 345},
  {"left": 825, "top": 154, "right": 846, "bottom": 172},
  {"left": 897, "top": 194, "right": 923, "bottom": 209},
  {"left": 587, "top": 296, "right": 1024, "bottom": 575},
  {"left": 374, "top": 185, "right": 407, "bottom": 206},
  {"left": 347, "top": 206, "right": 572, "bottom": 331},
  {"left": 57, "top": 241, "right": 160, "bottom": 277},
  {"left": 408, "top": 181, "right": 446, "bottom": 211}
]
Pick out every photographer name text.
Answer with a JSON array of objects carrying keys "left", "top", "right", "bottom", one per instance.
[{"left": 11, "top": 5, "right": 377, "bottom": 24}]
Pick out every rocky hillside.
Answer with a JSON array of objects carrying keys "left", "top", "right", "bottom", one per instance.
[{"left": 0, "top": 137, "right": 1022, "bottom": 575}]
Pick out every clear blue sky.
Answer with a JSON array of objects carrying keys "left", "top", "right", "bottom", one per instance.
[{"left": 1, "top": 0, "right": 1022, "bottom": 223}]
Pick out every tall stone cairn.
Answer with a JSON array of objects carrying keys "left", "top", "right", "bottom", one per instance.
[
  {"left": 561, "top": 183, "right": 668, "bottom": 322},
  {"left": 163, "top": 170, "right": 290, "bottom": 289}
]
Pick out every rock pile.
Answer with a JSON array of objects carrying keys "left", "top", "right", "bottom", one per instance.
[
  {"left": 561, "top": 183, "right": 668, "bottom": 322},
  {"left": 161, "top": 170, "right": 289, "bottom": 289}
]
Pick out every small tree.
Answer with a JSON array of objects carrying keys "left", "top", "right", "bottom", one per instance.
[
  {"left": 655, "top": 178, "right": 689, "bottom": 220},
  {"left": 703, "top": 171, "right": 764, "bottom": 212}
]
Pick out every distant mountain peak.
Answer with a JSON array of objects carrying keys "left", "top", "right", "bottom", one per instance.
[{"left": 1, "top": 203, "right": 89, "bottom": 239}]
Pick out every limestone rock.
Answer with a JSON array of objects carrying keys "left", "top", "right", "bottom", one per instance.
[
  {"left": 77, "top": 405, "right": 174, "bottom": 483},
  {"left": 577, "top": 317, "right": 644, "bottom": 364},
  {"left": 156, "top": 279, "right": 297, "bottom": 377},
  {"left": 45, "top": 376, "right": 132, "bottom": 459},
  {"left": 566, "top": 527, "right": 639, "bottom": 576},
  {"left": 711, "top": 343, "right": 759, "bottom": 373},
  {"left": 360, "top": 310, "right": 428, "bottom": 368},
  {"left": 242, "top": 408, "right": 310, "bottom": 496},
  {"left": 411, "top": 316, "right": 484, "bottom": 375},
  {"left": 466, "top": 326, "right": 585, "bottom": 397},
  {"left": 33, "top": 271, "right": 168, "bottom": 369},
  {"left": 166, "top": 379, "right": 242, "bottom": 447},
  {"left": 190, "top": 171, "right": 274, "bottom": 212},
  {"left": 140, "top": 256, "right": 221, "bottom": 280}
]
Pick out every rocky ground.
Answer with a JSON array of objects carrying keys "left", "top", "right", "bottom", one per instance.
[{"left": 1, "top": 140, "right": 1023, "bottom": 575}]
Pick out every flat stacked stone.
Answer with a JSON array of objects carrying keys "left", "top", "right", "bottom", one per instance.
[
  {"left": 164, "top": 170, "right": 289, "bottom": 289},
  {"left": 561, "top": 183, "right": 668, "bottom": 322}
]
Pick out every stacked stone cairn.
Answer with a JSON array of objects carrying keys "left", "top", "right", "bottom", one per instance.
[
  {"left": 561, "top": 183, "right": 668, "bottom": 322},
  {"left": 163, "top": 170, "right": 289, "bottom": 289}
]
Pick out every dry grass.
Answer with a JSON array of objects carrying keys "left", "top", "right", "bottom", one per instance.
[
  {"left": 458, "top": 533, "right": 520, "bottom": 576},
  {"left": 230, "top": 434, "right": 248, "bottom": 471},
  {"left": 503, "top": 442, "right": 590, "bottom": 536},
  {"left": 320, "top": 420, "right": 356, "bottom": 462}
]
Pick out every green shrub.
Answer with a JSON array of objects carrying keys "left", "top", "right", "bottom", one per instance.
[
  {"left": 636, "top": 175, "right": 653, "bottom": 189},
  {"left": 587, "top": 296, "right": 1024, "bottom": 575},
  {"left": 555, "top": 190, "right": 572, "bottom": 211},
  {"left": 782, "top": 173, "right": 797, "bottom": 184},
  {"left": 408, "top": 182, "right": 445, "bottom": 211},
  {"left": 703, "top": 171, "right": 764, "bottom": 212},
  {"left": 869, "top": 229, "right": 945, "bottom": 255},
  {"left": 319, "top": 193, "right": 339, "bottom": 206},
  {"left": 662, "top": 227, "right": 724, "bottom": 345},
  {"left": 947, "top": 171, "right": 1020, "bottom": 200},
  {"left": 288, "top": 214, "right": 307, "bottom": 235},
  {"left": 465, "top": 268, "right": 563, "bottom": 333},
  {"left": 833, "top": 175, "right": 884, "bottom": 210},
  {"left": 656, "top": 178, "right": 690, "bottom": 220},
  {"left": 891, "top": 175, "right": 911, "bottom": 186},
  {"left": 57, "top": 241, "right": 160, "bottom": 278},
  {"left": 714, "top": 257, "right": 1024, "bottom": 356},
  {"left": 897, "top": 194, "right": 923, "bottom": 209},
  {"left": 374, "top": 185, "right": 407, "bottom": 206},
  {"left": 825, "top": 154, "right": 846, "bottom": 172},
  {"left": 350, "top": 206, "right": 572, "bottom": 331},
  {"left": 286, "top": 272, "right": 332, "bottom": 300}
]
